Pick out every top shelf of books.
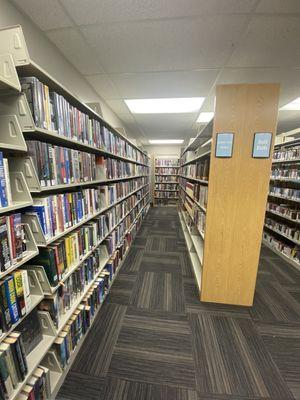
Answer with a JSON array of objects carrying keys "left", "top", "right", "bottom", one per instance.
[
  {"left": 0, "top": 25, "right": 148, "bottom": 158},
  {"left": 181, "top": 120, "right": 213, "bottom": 156}
]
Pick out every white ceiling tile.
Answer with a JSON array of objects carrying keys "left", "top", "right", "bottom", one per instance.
[
  {"left": 217, "top": 67, "right": 300, "bottom": 107},
  {"left": 255, "top": 0, "right": 300, "bottom": 13},
  {"left": 277, "top": 110, "right": 300, "bottom": 133},
  {"left": 62, "top": 0, "right": 256, "bottom": 25},
  {"left": 12, "top": 0, "right": 73, "bottom": 30},
  {"left": 133, "top": 113, "right": 198, "bottom": 136},
  {"left": 105, "top": 100, "right": 130, "bottom": 114},
  {"left": 108, "top": 70, "right": 219, "bottom": 98},
  {"left": 85, "top": 74, "right": 121, "bottom": 99},
  {"left": 46, "top": 28, "right": 105, "bottom": 75},
  {"left": 228, "top": 16, "right": 300, "bottom": 68},
  {"left": 117, "top": 113, "right": 136, "bottom": 123},
  {"left": 80, "top": 16, "right": 248, "bottom": 73}
]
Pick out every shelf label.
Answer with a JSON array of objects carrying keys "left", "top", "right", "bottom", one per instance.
[
  {"left": 215, "top": 132, "right": 234, "bottom": 158},
  {"left": 252, "top": 132, "right": 272, "bottom": 158}
]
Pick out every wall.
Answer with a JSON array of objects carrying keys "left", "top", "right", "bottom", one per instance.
[{"left": 0, "top": 0, "right": 126, "bottom": 132}]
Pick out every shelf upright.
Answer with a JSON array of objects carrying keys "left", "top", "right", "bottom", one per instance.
[{"left": 178, "top": 83, "right": 280, "bottom": 306}]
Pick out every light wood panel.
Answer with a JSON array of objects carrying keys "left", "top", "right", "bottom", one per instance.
[{"left": 201, "top": 83, "right": 280, "bottom": 306}]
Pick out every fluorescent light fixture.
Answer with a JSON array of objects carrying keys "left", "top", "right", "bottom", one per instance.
[
  {"left": 149, "top": 139, "right": 184, "bottom": 144},
  {"left": 197, "top": 112, "right": 214, "bottom": 123},
  {"left": 125, "top": 98, "right": 205, "bottom": 114},
  {"left": 281, "top": 97, "right": 300, "bottom": 110}
]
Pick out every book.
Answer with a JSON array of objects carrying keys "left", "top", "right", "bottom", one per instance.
[
  {"left": 0, "top": 343, "right": 18, "bottom": 389},
  {"left": 0, "top": 152, "right": 8, "bottom": 208},
  {"left": 0, "top": 217, "right": 11, "bottom": 271},
  {"left": 1, "top": 276, "right": 19, "bottom": 324},
  {"left": 13, "top": 271, "right": 26, "bottom": 317},
  {"left": 0, "top": 350, "right": 14, "bottom": 398},
  {"left": 3, "top": 159, "right": 11, "bottom": 207}
]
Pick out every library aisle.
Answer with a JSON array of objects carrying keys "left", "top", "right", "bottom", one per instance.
[{"left": 57, "top": 207, "right": 300, "bottom": 400}]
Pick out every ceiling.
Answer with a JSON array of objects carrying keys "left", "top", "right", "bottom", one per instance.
[{"left": 11, "top": 0, "right": 300, "bottom": 145}]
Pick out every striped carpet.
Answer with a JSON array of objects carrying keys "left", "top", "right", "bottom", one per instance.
[{"left": 57, "top": 207, "right": 300, "bottom": 400}]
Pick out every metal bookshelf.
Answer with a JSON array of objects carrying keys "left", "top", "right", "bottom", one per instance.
[
  {"left": 0, "top": 24, "right": 151, "bottom": 400},
  {"left": 154, "top": 157, "right": 179, "bottom": 207},
  {"left": 264, "top": 129, "right": 300, "bottom": 272}
]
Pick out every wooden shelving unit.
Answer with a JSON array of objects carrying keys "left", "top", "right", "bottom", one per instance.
[
  {"left": 263, "top": 129, "right": 300, "bottom": 272},
  {"left": 0, "top": 24, "right": 150, "bottom": 400},
  {"left": 154, "top": 157, "right": 179, "bottom": 206},
  {"left": 178, "top": 83, "right": 280, "bottom": 306}
]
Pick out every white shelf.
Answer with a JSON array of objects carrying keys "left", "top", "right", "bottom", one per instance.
[
  {"left": 270, "top": 177, "right": 300, "bottom": 183},
  {"left": 178, "top": 174, "right": 208, "bottom": 185},
  {"left": 272, "top": 158, "right": 300, "bottom": 164},
  {"left": 180, "top": 150, "right": 211, "bottom": 167},
  {"left": 23, "top": 183, "right": 149, "bottom": 247},
  {"left": 266, "top": 209, "right": 300, "bottom": 224},
  {"left": 268, "top": 193, "right": 300, "bottom": 203},
  {"left": 179, "top": 186, "right": 207, "bottom": 213},
  {"left": 264, "top": 224, "right": 300, "bottom": 246}
]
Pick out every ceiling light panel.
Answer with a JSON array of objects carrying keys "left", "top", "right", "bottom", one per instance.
[
  {"left": 280, "top": 97, "right": 300, "bottom": 110},
  {"left": 197, "top": 112, "right": 214, "bottom": 123},
  {"left": 148, "top": 140, "right": 184, "bottom": 144},
  {"left": 125, "top": 98, "right": 205, "bottom": 114}
]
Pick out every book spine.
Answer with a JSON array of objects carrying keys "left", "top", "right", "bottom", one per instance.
[
  {"left": 4, "top": 277, "right": 19, "bottom": 324},
  {"left": 3, "top": 159, "right": 11, "bottom": 206},
  {"left": 0, "top": 152, "right": 8, "bottom": 208}
]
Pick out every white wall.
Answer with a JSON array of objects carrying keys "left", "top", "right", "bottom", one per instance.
[
  {"left": 144, "top": 145, "right": 182, "bottom": 157},
  {"left": 0, "top": 0, "right": 126, "bottom": 131}
]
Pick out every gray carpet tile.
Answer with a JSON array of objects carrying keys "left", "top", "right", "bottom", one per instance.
[
  {"left": 189, "top": 313, "right": 294, "bottom": 399},
  {"left": 256, "top": 321, "right": 300, "bottom": 400},
  {"left": 57, "top": 206, "right": 300, "bottom": 400},
  {"left": 56, "top": 372, "right": 105, "bottom": 400},
  {"left": 70, "top": 303, "right": 126, "bottom": 377},
  {"left": 108, "top": 308, "right": 196, "bottom": 388},
  {"left": 102, "top": 377, "right": 199, "bottom": 400},
  {"left": 250, "top": 280, "right": 300, "bottom": 323},
  {"left": 130, "top": 271, "right": 185, "bottom": 312}
]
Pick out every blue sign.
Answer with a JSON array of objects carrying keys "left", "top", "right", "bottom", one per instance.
[
  {"left": 215, "top": 132, "right": 234, "bottom": 158},
  {"left": 252, "top": 132, "right": 272, "bottom": 158}
]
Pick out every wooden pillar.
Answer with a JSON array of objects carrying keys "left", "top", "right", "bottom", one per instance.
[{"left": 201, "top": 83, "right": 280, "bottom": 306}]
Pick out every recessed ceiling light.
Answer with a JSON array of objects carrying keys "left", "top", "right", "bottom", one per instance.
[
  {"left": 280, "top": 97, "right": 300, "bottom": 110},
  {"left": 149, "top": 139, "right": 184, "bottom": 144},
  {"left": 197, "top": 112, "right": 214, "bottom": 123},
  {"left": 125, "top": 98, "right": 205, "bottom": 114}
]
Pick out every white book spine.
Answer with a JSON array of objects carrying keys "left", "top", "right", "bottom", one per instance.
[{"left": 3, "top": 158, "right": 12, "bottom": 206}]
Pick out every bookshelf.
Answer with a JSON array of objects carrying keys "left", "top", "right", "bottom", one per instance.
[
  {"left": 263, "top": 129, "right": 300, "bottom": 272},
  {"left": 0, "top": 25, "right": 150, "bottom": 400},
  {"left": 178, "top": 83, "right": 280, "bottom": 306},
  {"left": 154, "top": 157, "right": 179, "bottom": 206}
]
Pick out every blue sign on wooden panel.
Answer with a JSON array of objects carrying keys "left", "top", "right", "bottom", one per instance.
[
  {"left": 215, "top": 132, "right": 234, "bottom": 158},
  {"left": 252, "top": 132, "right": 272, "bottom": 158}
]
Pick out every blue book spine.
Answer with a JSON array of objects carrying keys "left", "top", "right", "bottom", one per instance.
[
  {"left": 63, "top": 195, "right": 69, "bottom": 227},
  {"left": 0, "top": 152, "right": 8, "bottom": 208},
  {"left": 64, "top": 148, "right": 70, "bottom": 184},
  {"left": 4, "top": 276, "right": 19, "bottom": 324},
  {"left": 31, "top": 206, "right": 47, "bottom": 236}
]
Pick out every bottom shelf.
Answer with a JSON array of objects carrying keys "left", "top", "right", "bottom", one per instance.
[
  {"left": 178, "top": 211, "right": 202, "bottom": 292},
  {"left": 262, "top": 239, "right": 300, "bottom": 272}
]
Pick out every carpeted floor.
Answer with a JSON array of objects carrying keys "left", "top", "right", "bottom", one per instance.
[{"left": 57, "top": 206, "right": 300, "bottom": 400}]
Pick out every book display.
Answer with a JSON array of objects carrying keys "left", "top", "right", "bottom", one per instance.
[
  {"left": 0, "top": 25, "right": 150, "bottom": 400},
  {"left": 154, "top": 158, "right": 179, "bottom": 206},
  {"left": 178, "top": 83, "right": 280, "bottom": 306},
  {"left": 263, "top": 130, "right": 300, "bottom": 271}
]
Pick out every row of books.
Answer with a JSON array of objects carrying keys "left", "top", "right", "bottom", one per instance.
[
  {"left": 0, "top": 270, "right": 31, "bottom": 334},
  {"left": 102, "top": 177, "right": 148, "bottom": 205},
  {"left": 155, "top": 160, "right": 178, "bottom": 167},
  {"left": 38, "top": 247, "right": 103, "bottom": 327},
  {"left": 155, "top": 176, "right": 178, "bottom": 183},
  {"left": 24, "top": 188, "right": 102, "bottom": 241},
  {"left": 269, "top": 186, "right": 300, "bottom": 202},
  {"left": 263, "top": 231, "right": 300, "bottom": 265},
  {"left": 155, "top": 168, "right": 178, "bottom": 175},
  {"left": 271, "top": 167, "right": 300, "bottom": 181},
  {"left": 0, "top": 331, "right": 28, "bottom": 399},
  {"left": 20, "top": 77, "right": 148, "bottom": 165},
  {"left": 266, "top": 202, "right": 300, "bottom": 222},
  {"left": 265, "top": 217, "right": 300, "bottom": 243},
  {"left": 179, "top": 158, "right": 210, "bottom": 181},
  {"left": 16, "top": 366, "right": 51, "bottom": 400},
  {"left": 52, "top": 259, "right": 118, "bottom": 370},
  {"left": 180, "top": 179, "right": 208, "bottom": 209},
  {"left": 155, "top": 184, "right": 178, "bottom": 191},
  {"left": 155, "top": 192, "right": 178, "bottom": 199},
  {"left": 181, "top": 195, "right": 205, "bottom": 235},
  {"left": 27, "top": 141, "right": 97, "bottom": 187},
  {"left": 273, "top": 146, "right": 300, "bottom": 162},
  {"left": 100, "top": 157, "right": 148, "bottom": 181},
  {"left": 0, "top": 214, "right": 27, "bottom": 273},
  {"left": 0, "top": 153, "right": 12, "bottom": 209},
  {"left": 35, "top": 194, "right": 148, "bottom": 328}
]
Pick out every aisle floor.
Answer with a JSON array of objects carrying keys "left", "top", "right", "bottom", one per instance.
[{"left": 57, "top": 207, "right": 300, "bottom": 400}]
